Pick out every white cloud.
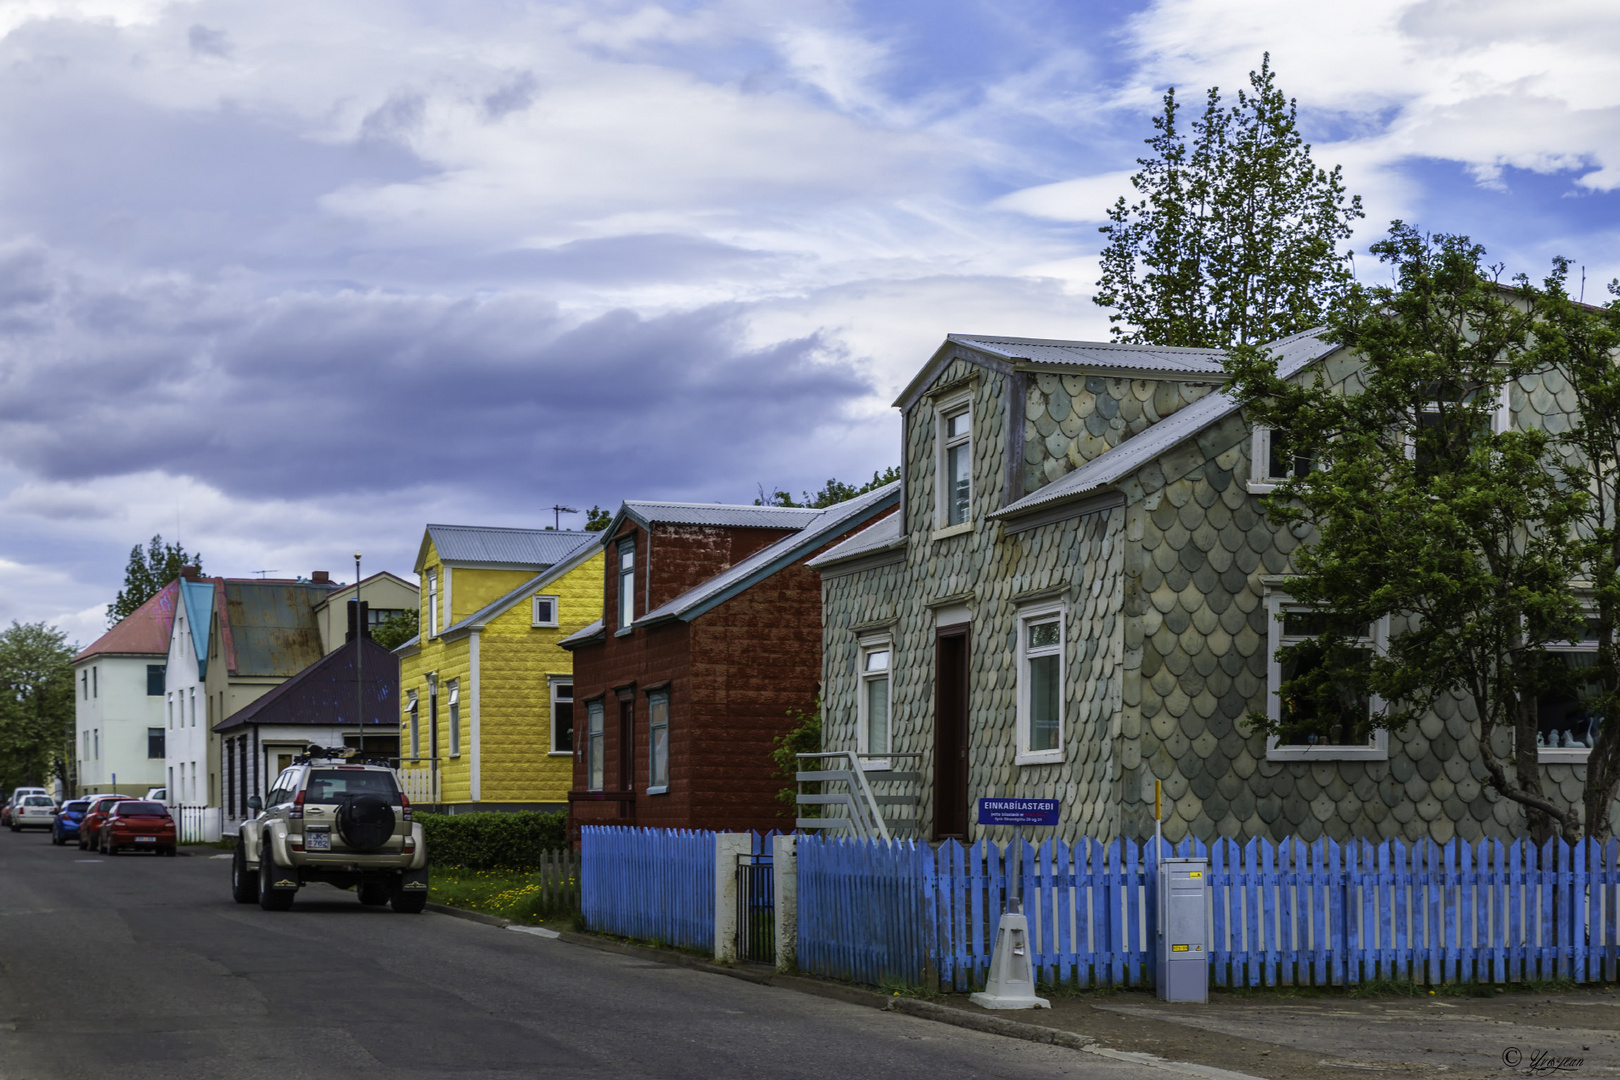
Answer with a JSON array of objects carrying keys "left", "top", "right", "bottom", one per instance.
[{"left": 992, "top": 171, "right": 1136, "bottom": 224}]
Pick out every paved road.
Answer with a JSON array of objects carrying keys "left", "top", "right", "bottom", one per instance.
[{"left": 0, "top": 832, "right": 1179, "bottom": 1080}]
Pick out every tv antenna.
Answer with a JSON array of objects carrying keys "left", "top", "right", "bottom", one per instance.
[
  {"left": 253, "top": 570, "right": 280, "bottom": 579},
  {"left": 549, "top": 504, "right": 578, "bottom": 530}
]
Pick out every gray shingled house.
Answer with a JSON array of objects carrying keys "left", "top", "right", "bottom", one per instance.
[{"left": 809, "top": 329, "right": 1595, "bottom": 846}]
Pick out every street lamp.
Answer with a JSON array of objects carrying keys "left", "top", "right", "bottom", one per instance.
[{"left": 355, "top": 551, "right": 363, "bottom": 753}]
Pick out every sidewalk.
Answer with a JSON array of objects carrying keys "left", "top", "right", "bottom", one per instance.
[{"left": 432, "top": 904, "right": 1620, "bottom": 1078}]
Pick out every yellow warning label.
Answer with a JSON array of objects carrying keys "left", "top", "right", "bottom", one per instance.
[
  {"left": 1189, "top": 871, "right": 1202, "bottom": 879},
  {"left": 1171, "top": 945, "right": 1190, "bottom": 952}
]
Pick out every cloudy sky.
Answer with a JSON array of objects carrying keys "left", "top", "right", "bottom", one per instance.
[{"left": 3, "top": 0, "right": 1619, "bottom": 645}]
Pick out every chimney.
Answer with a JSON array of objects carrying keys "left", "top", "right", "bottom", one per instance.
[
  {"left": 179, "top": 565, "right": 200, "bottom": 581},
  {"left": 346, "top": 599, "right": 371, "bottom": 642},
  {"left": 311, "top": 570, "right": 331, "bottom": 585}
]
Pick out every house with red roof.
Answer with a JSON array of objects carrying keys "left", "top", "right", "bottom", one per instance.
[{"left": 73, "top": 580, "right": 180, "bottom": 797}]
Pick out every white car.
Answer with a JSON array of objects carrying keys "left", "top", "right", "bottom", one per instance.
[
  {"left": 10, "top": 794, "right": 56, "bottom": 832},
  {"left": 145, "top": 787, "right": 166, "bottom": 801}
]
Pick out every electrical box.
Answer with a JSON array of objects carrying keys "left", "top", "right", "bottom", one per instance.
[{"left": 1155, "top": 857, "right": 1209, "bottom": 1003}]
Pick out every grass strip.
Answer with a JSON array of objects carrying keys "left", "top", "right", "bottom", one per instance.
[{"left": 428, "top": 866, "right": 577, "bottom": 925}]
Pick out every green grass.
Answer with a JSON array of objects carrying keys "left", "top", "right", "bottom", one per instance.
[{"left": 428, "top": 867, "right": 577, "bottom": 925}]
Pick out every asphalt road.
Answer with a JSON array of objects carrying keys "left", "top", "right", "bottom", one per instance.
[{"left": 0, "top": 831, "right": 1183, "bottom": 1080}]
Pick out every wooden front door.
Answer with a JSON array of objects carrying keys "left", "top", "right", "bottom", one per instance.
[{"left": 934, "top": 625, "right": 970, "bottom": 840}]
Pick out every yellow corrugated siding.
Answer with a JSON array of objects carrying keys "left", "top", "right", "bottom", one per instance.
[
  {"left": 452, "top": 568, "right": 538, "bottom": 623},
  {"left": 398, "top": 543, "right": 604, "bottom": 806}
]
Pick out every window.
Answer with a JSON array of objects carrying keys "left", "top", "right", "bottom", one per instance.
[
  {"left": 81, "top": 670, "right": 88, "bottom": 701},
  {"left": 936, "top": 397, "right": 972, "bottom": 528},
  {"left": 147, "top": 664, "right": 165, "bottom": 696},
  {"left": 427, "top": 569, "right": 439, "bottom": 637},
  {"left": 1016, "top": 605, "right": 1064, "bottom": 762},
  {"left": 1250, "top": 426, "right": 1314, "bottom": 490},
  {"left": 618, "top": 541, "right": 635, "bottom": 631},
  {"left": 1265, "top": 596, "right": 1389, "bottom": 760},
  {"left": 92, "top": 666, "right": 97, "bottom": 698},
  {"left": 1412, "top": 381, "right": 1503, "bottom": 475},
  {"left": 406, "top": 690, "right": 419, "bottom": 759},
  {"left": 587, "top": 700, "right": 605, "bottom": 791},
  {"left": 167, "top": 692, "right": 174, "bottom": 729},
  {"left": 448, "top": 679, "right": 461, "bottom": 757},
  {"left": 93, "top": 729, "right": 99, "bottom": 759},
  {"left": 551, "top": 679, "right": 574, "bottom": 753},
  {"left": 858, "top": 640, "right": 891, "bottom": 762},
  {"left": 82, "top": 730, "right": 88, "bottom": 759},
  {"left": 1538, "top": 621, "right": 1601, "bottom": 761},
  {"left": 167, "top": 766, "right": 173, "bottom": 798},
  {"left": 190, "top": 687, "right": 197, "bottom": 727},
  {"left": 148, "top": 729, "right": 164, "bottom": 759},
  {"left": 648, "top": 692, "right": 669, "bottom": 792},
  {"left": 532, "top": 595, "right": 559, "bottom": 627}
]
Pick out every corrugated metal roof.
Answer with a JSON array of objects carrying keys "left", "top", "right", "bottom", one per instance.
[
  {"left": 223, "top": 580, "right": 335, "bottom": 677},
  {"left": 806, "top": 511, "right": 902, "bottom": 570},
  {"left": 620, "top": 502, "right": 824, "bottom": 530},
  {"left": 949, "top": 334, "right": 1227, "bottom": 375},
  {"left": 420, "top": 525, "right": 593, "bottom": 570},
  {"left": 75, "top": 579, "right": 180, "bottom": 662},
  {"left": 640, "top": 483, "right": 900, "bottom": 624},
  {"left": 214, "top": 636, "right": 398, "bottom": 731},
  {"left": 993, "top": 329, "right": 1338, "bottom": 520},
  {"left": 557, "top": 619, "right": 604, "bottom": 649}
]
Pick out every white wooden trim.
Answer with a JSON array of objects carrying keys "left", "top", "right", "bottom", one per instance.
[
  {"left": 469, "top": 631, "right": 481, "bottom": 802},
  {"left": 1264, "top": 592, "right": 1391, "bottom": 762},
  {"left": 1015, "top": 599, "right": 1067, "bottom": 766}
]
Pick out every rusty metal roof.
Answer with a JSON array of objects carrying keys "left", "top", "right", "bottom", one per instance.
[
  {"left": 222, "top": 580, "right": 336, "bottom": 677},
  {"left": 214, "top": 636, "right": 398, "bottom": 731},
  {"left": 75, "top": 579, "right": 180, "bottom": 662},
  {"left": 417, "top": 525, "right": 594, "bottom": 571}
]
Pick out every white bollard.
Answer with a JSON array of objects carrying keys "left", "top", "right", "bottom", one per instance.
[
  {"left": 772, "top": 834, "right": 797, "bottom": 973},
  {"left": 969, "top": 913, "right": 1051, "bottom": 1010}
]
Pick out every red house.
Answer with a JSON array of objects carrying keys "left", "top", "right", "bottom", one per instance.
[{"left": 563, "top": 486, "right": 899, "bottom": 836}]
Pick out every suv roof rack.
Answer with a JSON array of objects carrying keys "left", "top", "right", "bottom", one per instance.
[{"left": 291, "top": 745, "right": 397, "bottom": 769}]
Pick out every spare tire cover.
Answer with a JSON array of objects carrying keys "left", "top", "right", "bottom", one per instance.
[{"left": 337, "top": 794, "right": 395, "bottom": 852}]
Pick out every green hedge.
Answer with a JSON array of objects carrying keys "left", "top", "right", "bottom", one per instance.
[{"left": 417, "top": 811, "right": 568, "bottom": 870}]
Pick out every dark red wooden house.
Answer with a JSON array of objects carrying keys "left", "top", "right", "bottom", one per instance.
[{"left": 562, "top": 486, "right": 898, "bottom": 836}]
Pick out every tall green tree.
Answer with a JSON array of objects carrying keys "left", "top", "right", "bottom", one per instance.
[
  {"left": 107, "top": 535, "right": 202, "bottom": 626},
  {"left": 0, "top": 622, "right": 76, "bottom": 794},
  {"left": 1223, "top": 224, "right": 1588, "bottom": 842},
  {"left": 755, "top": 468, "right": 900, "bottom": 509},
  {"left": 1095, "top": 54, "right": 1363, "bottom": 348}
]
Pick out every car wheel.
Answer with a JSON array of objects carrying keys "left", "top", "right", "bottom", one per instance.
[
  {"left": 230, "top": 844, "right": 256, "bottom": 904},
  {"left": 357, "top": 882, "right": 390, "bottom": 906},
  {"left": 257, "top": 840, "right": 294, "bottom": 911}
]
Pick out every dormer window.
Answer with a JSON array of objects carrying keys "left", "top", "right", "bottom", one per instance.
[
  {"left": 935, "top": 393, "right": 972, "bottom": 529},
  {"left": 427, "top": 569, "right": 439, "bottom": 637},
  {"left": 617, "top": 540, "right": 635, "bottom": 632}
]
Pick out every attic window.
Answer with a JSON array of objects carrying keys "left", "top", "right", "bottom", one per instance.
[
  {"left": 532, "top": 595, "right": 559, "bottom": 628},
  {"left": 935, "top": 393, "right": 973, "bottom": 529}
]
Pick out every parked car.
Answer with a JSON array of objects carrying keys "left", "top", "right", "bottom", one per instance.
[
  {"left": 51, "top": 799, "right": 91, "bottom": 846},
  {"left": 233, "top": 748, "right": 427, "bottom": 912},
  {"left": 77, "top": 795, "right": 128, "bottom": 851},
  {"left": 10, "top": 795, "right": 55, "bottom": 832},
  {"left": 98, "top": 801, "right": 176, "bottom": 856},
  {"left": 144, "top": 787, "right": 166, "bottom": 801},
  {"left": 2, "top": 787, "right": 47, "bottom": 828}
]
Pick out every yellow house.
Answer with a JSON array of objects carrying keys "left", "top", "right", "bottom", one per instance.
[{"left": 397, "top": 524, "right": 603, "bottom": 811}]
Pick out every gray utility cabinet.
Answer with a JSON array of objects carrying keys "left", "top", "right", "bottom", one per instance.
[{"left": 1155, "top": 857, "right": 1209, "bottom": 1003}]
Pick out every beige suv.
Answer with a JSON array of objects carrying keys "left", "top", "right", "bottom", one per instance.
[{"left": 231, "top": 749, "right": 428, "bottom": 912}]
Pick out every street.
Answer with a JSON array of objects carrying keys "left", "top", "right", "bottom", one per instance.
[{"left": 0, "top": 833, "right": 1166, "bottom": 1080}]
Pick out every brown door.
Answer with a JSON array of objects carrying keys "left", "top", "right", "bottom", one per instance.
[
  {"left": 934, "top": 625, "right": 970, "bottom": 840},
  {"left": 618, "top": 697, "right": 636, "bottom": 818}
]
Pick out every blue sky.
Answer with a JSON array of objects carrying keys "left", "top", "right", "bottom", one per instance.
[{"left": 3, "top": 0, "right": 1619, "bottom": 644}]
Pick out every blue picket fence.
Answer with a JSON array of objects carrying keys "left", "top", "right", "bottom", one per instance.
[
  {"left": 795, "top": 834, "right": 1620, "bottom": 991},
  {"left": 580, "top": 826, "right": 716, "bottom": 950}
]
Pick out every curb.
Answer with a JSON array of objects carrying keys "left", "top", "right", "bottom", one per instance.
[{"left": 426, "top": 902, "right": 513, "bottom": 929}]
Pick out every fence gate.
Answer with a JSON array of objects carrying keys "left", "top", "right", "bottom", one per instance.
[{"left": 736, "top": 851, "right": 775, "bottom": 964}]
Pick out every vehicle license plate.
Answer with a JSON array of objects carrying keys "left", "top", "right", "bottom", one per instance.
[
  {"left": 306, "top": 831, "right": 330, "bottom": 851},
  {"left": 135, "top": 836, "right": 155, "bottom": 843}
]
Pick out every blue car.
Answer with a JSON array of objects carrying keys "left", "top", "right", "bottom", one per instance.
[{"left": 51, "top": 798, "right": 90, "bottom": 846}]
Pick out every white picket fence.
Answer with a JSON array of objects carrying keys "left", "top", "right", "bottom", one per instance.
[
  {"left": 399, "top": 767, "right": 439, "bottom": 806},
  {"left": 176, "top": 805, "right": 222, "bottom": 844}
]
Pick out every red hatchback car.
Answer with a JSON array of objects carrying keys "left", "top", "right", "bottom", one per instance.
[
  {"left": 77, "top": 795, "right": 130, "bottom": 851},
  {"left": 98, "top": 800, "right": 176, "bottom": 856}
]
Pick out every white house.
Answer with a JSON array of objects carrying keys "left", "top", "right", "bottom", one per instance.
[
  {"left": 73, "top": 580, "right": 178, "bottom": 797},
  {"left": 163, "top": 575, "right": 216, "bottom": 809}
]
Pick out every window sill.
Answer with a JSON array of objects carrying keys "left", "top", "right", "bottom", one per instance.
[
  {"left": 532, "top": 622, "right": 559, "bottom": 629},
  {"left": 646, "top": 785, "right": 668, "bottom": 796},
  {"left": 860, "top": 759, "right": 892, "bottom": 771},
  {"left": 1538, "top": 747, "right": 1592, "bottom": 763},
  {"left": 548, "top": 750, "right": 573, "bottom": 757},
  {"left": 1246, "top": 480, "right": 1281, "bottom": 495},
  {"left": 614, "top": 627, "right": 634, "bottom": 638},
  {"left": 931, "top": 522, "right": 973, "bottom": 542},
  {"left": 1016, "top": 750, "right": 1064, "bottom": 767},
  {"left": 1265, "top": 745, "right": 1388, "bottom": 761}
]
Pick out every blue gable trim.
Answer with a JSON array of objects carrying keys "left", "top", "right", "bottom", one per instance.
[{"left": 179, "top": 580, "right": 214, "bottom": 681}]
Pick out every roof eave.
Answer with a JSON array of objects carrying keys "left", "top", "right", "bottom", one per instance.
[{"left": 892, "top": 336, "right": 1013, "bottom": 412}]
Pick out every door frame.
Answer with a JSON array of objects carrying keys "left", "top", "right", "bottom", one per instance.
[{"left": 933, "top": 623, "right": 971, "bottom": 841}]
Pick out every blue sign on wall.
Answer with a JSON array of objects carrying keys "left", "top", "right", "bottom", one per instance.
[{"left": 977, "top": 798, "right": 1060, "bottom": 827}]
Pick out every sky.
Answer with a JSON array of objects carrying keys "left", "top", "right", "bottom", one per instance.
[{"left": 3, "top": 0, "right": 1620, "bottom": 647}]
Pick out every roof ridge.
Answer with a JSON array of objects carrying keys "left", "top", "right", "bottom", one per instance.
[
  {"left": 950, "top": 334, "right": 1228, "bottom": 356},
  {"left": 623, "top": 500, "right": 818, "bottom": 511},
  {"left": 427, "top": 523, "right": 592, "bottom": 535}
]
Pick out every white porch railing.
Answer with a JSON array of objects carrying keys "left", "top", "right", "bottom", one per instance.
[
  {"left": 400, "top": 766, "right": 439, "bottom": 806},
  {"left": 177, "top": 805, "right": 222, "bottom": 844}
]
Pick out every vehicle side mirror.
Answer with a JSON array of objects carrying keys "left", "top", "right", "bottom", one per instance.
[{"left": 247, "top": 796, "right": 262, "bottom": 812}]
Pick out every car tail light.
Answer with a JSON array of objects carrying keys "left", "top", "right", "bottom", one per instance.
[
  {"left": 403, "top": 836, "right": 415, "bottom": 853},
  {"left": 290, "top": 789, "right": 305, "bottom": 821},
  {"left": 290, "top": 838, "right": 304, "bottom": 852},
  {"left": 400, "top": 792, "right": 411, "bottom": 823}
]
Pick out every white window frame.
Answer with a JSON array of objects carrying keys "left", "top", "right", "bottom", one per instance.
[
  {"left": 167, "top": 692, "right": 174, "bottom": 730},
  {"left": 406, "top": 690, "right": 419, "bottom": 760},
  {"left": 1537, "top": 620, "right": 1601, "bottom": 763},
  {"left": 1248, "top": 426, "right": 1315, "bottom": 493},
  {"left": 1016, "top": 601, "right": 1066, "bottom": 765},
  {"left": 92, "top": 665, "right": 97, "bottom": 699},
  {"left": 447, "top": 679, "right": 461, "bottom": 757},
  {"left": 1264, "top": 593, "right": 1390, "bottom": 761},
  {"left": 549, "top": 676, "right": 574, "bottom": 756},
  {"left": 617, "top": 540, "right": 635, "bottom": 632},
  {"left": 587, "top": 700, "right": 605, "bottom": 791},
  {"left": 427, "top": 569, "right": 439, "bottom": 637},
  {"left": 856, "top": 637, "right": 893, "bottom": 768},
  {"left": 934, "top": 391, "right": 974, "bottom": 534},
  {"left": 532, "top": 594, "right": 559, "bottom": 628},
  {"left": 647, "top": 691, "right": 670, "bottom": 794},
  {"left": 93, "top": 728, "right": 100, "bottom": 760}
]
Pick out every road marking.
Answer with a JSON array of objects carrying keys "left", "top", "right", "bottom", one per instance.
[
  {"left": 1080, "top": 1045, "right": 1269, "bottom": 1080},
  {"left": 73, "top": 859, "right": 102, "bottom": 864},
  {"left": 507, "top": 925, "right": 560, "bottom": 939}
]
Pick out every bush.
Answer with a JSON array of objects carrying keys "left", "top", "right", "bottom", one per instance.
[{"left": 418, "top": 811, "right": 568, "bottom": 870}]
